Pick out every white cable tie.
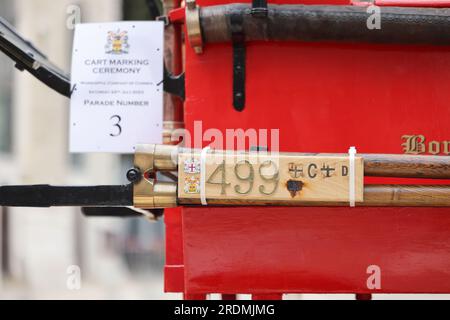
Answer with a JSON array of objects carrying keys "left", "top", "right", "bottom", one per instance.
[
  {"left": 348, "top": 146, "right": 357, "bottom": 207},
  {"left": 200, "top": 146, "right": 211, "bottom": 205}
]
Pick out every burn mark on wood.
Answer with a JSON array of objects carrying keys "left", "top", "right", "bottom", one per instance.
[{"left": 286, "top": 180, "right": 303, "bottom": 198}]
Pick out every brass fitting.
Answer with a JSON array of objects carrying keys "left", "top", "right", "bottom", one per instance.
[
  {"left": 185, "top": 0, "right": 203, "bottom": 54},
  {"left": 134, "top": 179, "right": 177, "bottom": 209},
  {"left": 163, "top": 120, "right": 185, "bottom": 145},
  {"left": 132, "top": 144, "right": 179, "bottom": 209},
  {"left": 134, "top": 144, "right": 179, "bottom": 172}
]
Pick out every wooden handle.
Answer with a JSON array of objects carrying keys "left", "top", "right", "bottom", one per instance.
[
  {"left": 278, "top": 153, "right": 450, "bottom": 179},
  {"left": 179, "top": 185, "right": 450, "bottom": 207},
  {"left": 362, "top": 184, "right": 450, "bottom": 206},
  {"left": 363, "top": 154, "right": 450, "bottom": 179}
]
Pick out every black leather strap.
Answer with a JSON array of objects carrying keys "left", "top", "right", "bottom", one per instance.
[
  {"left": 230, "top": 13, "right": 246, "bottom": 112},
  {"left": 0, "top": 184, "right": 133, "bottom": 207}
]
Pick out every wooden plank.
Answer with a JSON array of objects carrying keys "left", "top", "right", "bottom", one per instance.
[
  {"left": 178, "top": 150, "right": 364, "bottom": 203},
  {"left": 179, "top": 185, "right": 450, "bottom": 207}
]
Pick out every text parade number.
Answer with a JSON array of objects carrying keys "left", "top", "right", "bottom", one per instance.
[{"left": 206, "top": 160, "right": 279, "bottom": 196}]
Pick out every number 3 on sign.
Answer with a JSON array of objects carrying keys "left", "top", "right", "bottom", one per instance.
[{"left": 110, "top": 115, "right": 122, "bottom": 137}]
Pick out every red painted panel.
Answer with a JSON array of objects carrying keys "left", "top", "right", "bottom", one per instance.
[
  {"left": 182, "top": 207, "right": 450, "bottom": 294},
  {"left": 252, "top": 294, "right": 283, "bottom": 300},
  {"left": 164, "top": 265, "right": 185, "bottom": 292},
  {"left": 375, "top": 0, "right": 450, "bottom": 7},
  {"left": 165, "top": 207, "right": 183, "bottom": 265},
  {"left": 184, "top": 41, "right": 450, "bottom": 155},
  {"left": 164, "top": 207, "right": 185, "bottom": 292}
]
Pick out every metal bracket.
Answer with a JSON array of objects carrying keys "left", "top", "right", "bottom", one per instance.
[
  {"left": 185, "top": 0, "right": 203, "bottom": 54},
  {"left": 230, "top": 14, "right": 246, "bottom": 112},
  {"left": 251, "top": 0, "right": 268, "bottom": 17},
  {"left": 162, "top": 64, "right": 185, "bottom": 100},
  {"left": 0, "top": 17, "right": 71, "bottom": 98},
  {"left": 156, "top": 15, "right": 170, "bottom": 27},
  {"left": 133, "top": 144, "right": 178, "bottom": 209},
  {"left": 145, "top": 0, "right": 162, "bottom": 19}
]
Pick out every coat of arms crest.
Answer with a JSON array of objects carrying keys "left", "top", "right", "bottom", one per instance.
[
  {"left": 105, "top": 29, "right": 129, "bottom": 54},
  {"left": 184, "top": 176, "right": 200, "bottom": 194}
]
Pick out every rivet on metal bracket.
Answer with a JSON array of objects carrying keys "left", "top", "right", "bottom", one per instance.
[
  {"left": 231, "top": 14, "right": 246, "bottom": 111},
  {"left": 251, "top": 0, "right": 268, "bottom": 17}
]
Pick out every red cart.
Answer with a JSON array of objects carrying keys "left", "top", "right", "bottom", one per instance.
[{"left": 163, "top": 0, "right": 450, "bottom": 299}]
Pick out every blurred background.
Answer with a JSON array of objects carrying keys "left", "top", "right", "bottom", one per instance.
[{"left": 0, "top": 0, "right": 179, "bottom": 299}]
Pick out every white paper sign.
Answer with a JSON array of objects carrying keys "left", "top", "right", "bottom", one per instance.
[{"left": 70, "top": 22, "right": 163, "bottom": 153}]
